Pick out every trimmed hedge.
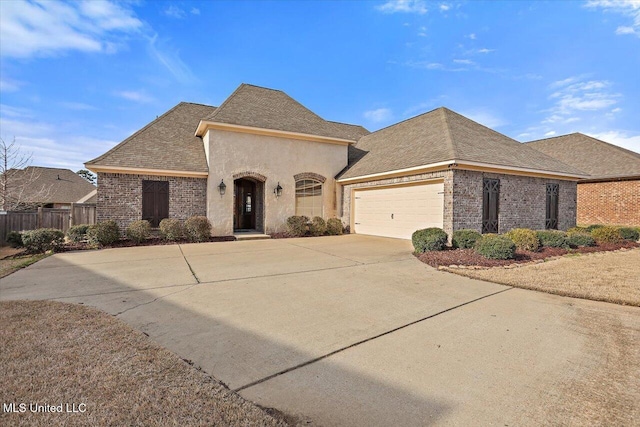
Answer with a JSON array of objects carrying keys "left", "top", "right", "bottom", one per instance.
[
  {"left": 86, "top": 221, "right": 120, "bottom": 247},
  {"left": 159, "top": 218, "right": 184, "bottom": 241},
  {"left": 309, "top": 216, "right": 326, "bottom": 237},
  {"left": 6, "top": 231, "right": 23, "bottom": 248},
  {"left": 618, "top": 227, "right": 639, "bottom": 242},
  {"left": 536, "top": 230, "right": 568, "bottom": 248},
  {"left": 21, "top": 228, "right": 64, "bottom": 253},
  {"left": 326, "top": 218, "right": 343, "bottom": 235},
  {"left": 567, "top": 232, "right": 596, "bottom": 248},
  {"left": 184, "top": 216, "right": 211, "bottom": 242},
  {"left": 475, "top": 234, "right": 516, "bottom": 260},
  {"left": 126, "top": 220, "right": 151, "bottom": 244},
  {"left": 412, "top": 228, "right": 448, "bottom": 253},
  {"left": 67, "top": 224, "right": 90, "bottom": 243},
  {"left": 586, "top": 224, "right": 605, "bottom": 232},
  {"left": 567, "top": 226, "right": 588, "bottom": 234},
  {"left": 505, "top": 228, "right": 540, "bottom": 252},
  {"left": 591, "top": 226, "right": 623, "bottom": 244},
  {"left": 452, "top": 229, "right": 482, "bottom": 249},
  {"left": 286, "top": 216, "right": 309, "bottom": 237}
]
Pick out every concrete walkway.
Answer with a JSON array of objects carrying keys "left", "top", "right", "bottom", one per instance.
[{"left": 1, "top": 235, "right": 638, "bottom": 426}]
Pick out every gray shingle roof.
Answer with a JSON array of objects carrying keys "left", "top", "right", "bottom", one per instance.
[
  {"left": 526, "top": 133, "right": 640, "bottom": 180},
  {"left": 202, "top": 84, "right": 367, "bottom": 141},
  {"left": 339, "top": 107, "right": 586, "bottom": 180},
  {"left": 5, "top": 167, "right": 96, "bottom": 204},
  {"left": 87, "top": 102, "right": 215, "bottom": 173}
]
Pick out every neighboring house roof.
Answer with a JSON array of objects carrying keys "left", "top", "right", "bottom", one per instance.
[
  {"left": 526, "top": 133, "right": 640, "bottom": 181},
  {"left": 200, "top": 83, "right": 368, "bottom": 141},
  {"left": 5, "top": 167, "right": 96, "bottom": 205},
  {"left": 87, "top": 102, "right": 216, "bottom": 173},
  {"left": 339, "top": 107, "right": 587, "bottom": 180}
]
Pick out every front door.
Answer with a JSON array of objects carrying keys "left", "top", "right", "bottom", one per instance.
[{"left": 234, "top": 179, "right": 256, "bottom": 230}]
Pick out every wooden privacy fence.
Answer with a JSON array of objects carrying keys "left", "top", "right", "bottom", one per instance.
[{"left": 0, "top": 203, "right": 96, "bottom": 245}]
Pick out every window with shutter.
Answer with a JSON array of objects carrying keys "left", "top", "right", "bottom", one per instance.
[{"left": 482, "top": 178, "right": 499, "bottom": 233}]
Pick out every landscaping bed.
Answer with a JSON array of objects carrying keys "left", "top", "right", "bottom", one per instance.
[
  {"left": 417, "top": 241, "right": 639, "bottom": 268},
  {"left": 0, "top": 300, "right": 288, "bottom": 427}
]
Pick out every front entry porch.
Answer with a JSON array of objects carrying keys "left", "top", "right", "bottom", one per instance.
[{"left": 233, "top": 177, "right": 265, "bottom": 233}]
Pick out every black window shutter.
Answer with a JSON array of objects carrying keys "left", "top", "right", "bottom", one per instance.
[
  {"left": 482, "top": 179, "right": 500, "bottom": 233},
  {"left": 545, "top": 183, "right": 559, "bottom": 230}
]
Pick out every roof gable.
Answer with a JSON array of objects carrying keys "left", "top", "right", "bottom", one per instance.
[
  {"left": 201, "top": 84, "right": 365, "bottom": 141},
  {"left": 87, "top": 102, "right": 215, "bottom": 173},
  {"left": 526, "top": 133, "right": 640, "bottom": 180},
  {"left": 339, "top": 107, "right": 585, "bottom": 180}
]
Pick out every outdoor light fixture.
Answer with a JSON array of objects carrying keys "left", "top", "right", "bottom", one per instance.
[
  {"left": 218, "top": 179, "right": 226, "bottom": 196},
  {"left": 274, "top": 182, "right": 283, "bottom": 197}
]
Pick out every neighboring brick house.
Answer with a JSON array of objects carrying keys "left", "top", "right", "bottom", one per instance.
[
  {"left": 1, "top": 166, "right": 96, "bottom": 211},
  {"left": 86, "top": 83, "right": 586, "bottom": 239},
  {"left": 527, "top": 133, "right": 640, "bottom": 227}
]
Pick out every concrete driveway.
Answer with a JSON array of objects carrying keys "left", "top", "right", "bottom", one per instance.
[{"left": 1, "top": 235, "right": 638, "bottom": 426}]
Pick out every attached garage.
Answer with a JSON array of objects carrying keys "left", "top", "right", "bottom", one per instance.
[{"left": 352, "top": 181, "right": 444, "bottom": 239}]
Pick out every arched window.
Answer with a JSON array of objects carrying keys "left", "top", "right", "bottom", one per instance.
[{"left": 295, "top": 179, "right": 323, "bottom": 218}]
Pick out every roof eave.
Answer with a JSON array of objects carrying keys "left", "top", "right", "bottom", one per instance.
[
  {"left": 85, "top": 164, "right": 208, "bottom": 178},
  {"left": 195, "top": 120, "right": 355, "bottom": 146}
]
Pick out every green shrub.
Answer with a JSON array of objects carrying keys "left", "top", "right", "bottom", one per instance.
[
  {"left": 586, "top": 224, "right": 604, "bottom": 232},
  {"left": 67, "top": 224, "right": 90, "bottom": 243},
  {"left": 505, "top": 228, "right": 540, "bottom": 252},
  {"left": 286, "top": 216, "right": 309, "bottom": 237},
  {"left": 452, "top": 229, "right": 482, "bottom": 249},
  {"left": 309, "top": 216, "right": 327, "bottom": 237},
  {"left": 475, "top": 234, "right": 516, "bottom": 260},
  {"left": 567, "top": 226, "right": 588, "bottom": 234},
  {"left": 184, "top": 216, "right": 211, "bottom": 242},
  {"left": 6, "top": 231, "right": 23, "bottom": 248},
  {"left": 86, "top": 221, "right": 120, "bottom": 247},
  {"left": 326, "top": 218, "right": 343, "bottom": 235},
  {"left": 21, "top": 228, "right": 64, "bottom": 253},
  {"left": 618, "top": 227, "right": 639, "bottom": 242},
  {"left": 412, "top": 228, "right": 448, "bottom": 253},
  {"left": 591, "top": 226, "right": 623, "bottom": 244},
  {"left": 567, "top": 232, "right": 596, "bottom": 248},
  {"left": 159, "top": 218, "right": 184, "bottom": 241},
  {"left": 126, "top": 220, "right": 151, "bottom": 244},
  {"left": 536, "top": 230, "right": 569, "bottom": 248}
]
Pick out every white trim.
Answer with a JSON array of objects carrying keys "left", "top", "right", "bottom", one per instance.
[
  {"left": 195, "top": 120, "right": 354, "bottom": 145},
  {"left": 85, "top": 165, "right": 208, "bottom": 178},
  {"left": 454, "top": 160, "right": 589, "bottom": 179},
  {"left": 76, "top": 189, "right": 97, "bottom": 203},
  {"left": 337, "top": 161, "right": 454, "bottom": 183}
]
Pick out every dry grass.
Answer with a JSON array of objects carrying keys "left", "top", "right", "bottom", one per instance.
[
  {"left": 446, "top": 248, "right": 640, "bottom": 306},
  {"left": 0, "top": 300, "right": 288, "bottom": 427},
  {"left": 0, "top": 253, "right": 48, "bottom": 279}
]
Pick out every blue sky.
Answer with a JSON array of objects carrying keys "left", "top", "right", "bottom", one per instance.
[{"left": 1, "top": 0, "right": 639, "bottom": 173}]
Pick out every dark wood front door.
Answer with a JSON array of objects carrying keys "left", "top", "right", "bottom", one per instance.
[
  {"left": 142, "top": 180, "right": 169, "bottom": 227},
  {"left": 234, "top": 179, "right": 256, "bottom": 230}
]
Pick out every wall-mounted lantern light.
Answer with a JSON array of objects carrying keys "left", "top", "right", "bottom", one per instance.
[
  {"left": 218, "top": 179, "right": 226, "bottom": 196},
  {"left": 274, "top": 182, "right": 283, "bottom": 198}
]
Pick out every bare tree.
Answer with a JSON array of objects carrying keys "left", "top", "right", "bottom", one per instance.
[{"left": 0, "top": 137, "right": 52, "bottom": 211}]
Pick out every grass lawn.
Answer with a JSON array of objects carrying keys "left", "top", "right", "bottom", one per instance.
[
  {"left": 0, "top": 250, "right": 48, "bottom": 279},
  {"left": 445, "top": 248, "right": 640, "bottom": 306},
  {"left": 0, "top": 300, "right": 288, "bottom": 426}
]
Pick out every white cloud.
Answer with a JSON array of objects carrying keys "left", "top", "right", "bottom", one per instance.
[
  {"left": 147, "top": 34, "right": 197, "bottom": 84},
  {"left": 114, "top": 90, "right": 154, "bottom": 103},
  {"left": 418, "top": 26, "right": 427, "bottom": 37},
  {"left": 163, "top": 5, "right": 186, "bottom": 19},
  {"left": 0, "top": 0, "right": 142, "bottom": 58},
  {"left": 585, "top": 0, "right": 640, "bottom": 37},
  {"left": 439, "top": 4, "right": 450, "bottom": 12},
  {"left": 453, "top": 59, "right": 474, "bottom": 65},
  {"left": 477, "top": 48, "right": 494, "bottom": 54},
  {"left": 461, "top": 109, "right": 507, "bottom": 128},
  {"left": 190, "top": 7, "right": 201, "bottom": 15},
  {"left": 376, "top": 0, "right": 428, "bottom": 14},
  {"left": 468, "top": 33, "right": 477, "bottom": 39},
  {"left": 547, "top": 79, "right": 621, "bottom": 116},
  {"left": 363, "top": 108, "right": 393, "bottom": 123},
  {"left": 544, "top": 131, "right": 556, "bottom": 137},
  {"left": 587, "top": 131, "right": 640, "bottom": 153},
  {"left": 59, "top": 102, "right": 97, "bottom": 111},
  {"left": 0, "top": 77, "right": 23, "bottom": 92}
]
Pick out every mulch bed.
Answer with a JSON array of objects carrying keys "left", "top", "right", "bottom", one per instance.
[
  {"left": 57, "top": 236, "right": 236, "bottom": 252},
  {"left": 417, "top": 241, "right": 640, "bottom": 268}
]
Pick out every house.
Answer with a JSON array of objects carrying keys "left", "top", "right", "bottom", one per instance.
[
  {"left": 1, "top": 166, "right": 96, "bottom": 211},
  {"left": 527, "top": 133, "right": 640, "bottom": 227},
  {"left": 86, "top": 83, "right": 587, "bottom": 239}
]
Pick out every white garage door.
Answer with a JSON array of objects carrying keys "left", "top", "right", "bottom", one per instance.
[{"left": 353, "top": 182, "right": 444, "bottom": 240}]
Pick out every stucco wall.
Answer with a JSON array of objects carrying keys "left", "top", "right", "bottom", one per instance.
[
  {"left": 206, "top": 130, "right": 348, "bottom": 235},
  {"left": 96, "top": 173, "right": 207, "bottom": 231},
  {"left": 577, "top": 179, "right": 640, "bottom": 227},
  {"left": 451, "top": 169, "right": 577, "bottom": 232}
]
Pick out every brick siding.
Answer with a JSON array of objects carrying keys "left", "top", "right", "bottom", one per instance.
[
  {"left": 97, "top": 173, "right": 207, "bottom": 231},
  {"left": 577, "top": 179, "right": 640, "bottom": 227}
]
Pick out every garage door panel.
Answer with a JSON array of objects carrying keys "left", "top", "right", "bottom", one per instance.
[{"left": 354, "top": 183, "right": 444, "bottom": 240}]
